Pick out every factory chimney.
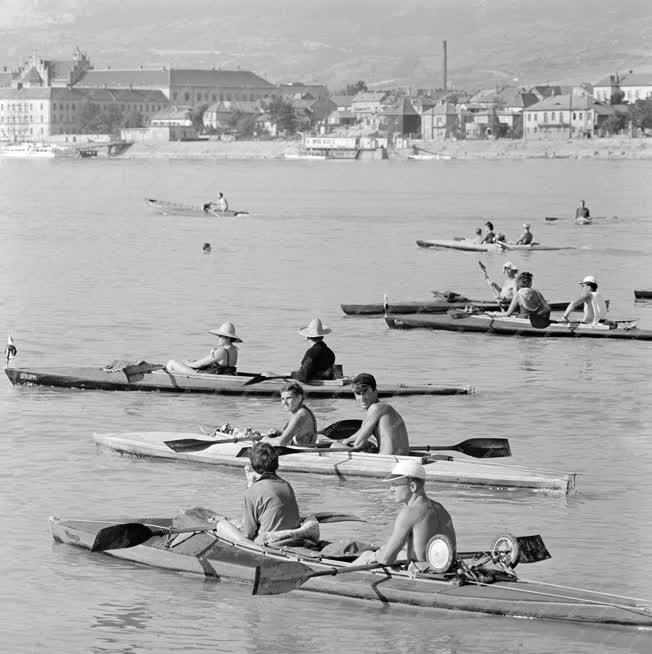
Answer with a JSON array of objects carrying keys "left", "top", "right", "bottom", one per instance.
[{"left": 442, "top": 40, "right": 448, "bottom": 90}]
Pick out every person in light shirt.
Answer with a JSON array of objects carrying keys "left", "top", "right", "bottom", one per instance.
[
  {"left": 482, "top": 261, "right": 519, "bottom": 308},
  {"left": 562, "top": 275, "right": 608, "bottom": 324}
]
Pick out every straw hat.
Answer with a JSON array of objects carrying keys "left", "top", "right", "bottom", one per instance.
[
  {"left": 209, "top": 321, "right": 243, "bottom": 342},
  {"left": 382, "top": 460, "right": 426, "bottom": 482},
  {"left": 579, "top": 275, "right": 597, "bottom": 285},
  {"left": 298, "top": 317, "right": 331, "bottom": 338}
]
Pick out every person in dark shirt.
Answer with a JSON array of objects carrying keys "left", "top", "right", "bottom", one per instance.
[
  {"left": 575, "top": 200, "right": 590, "bottom": 220},
  {"left": 480, "top": 220, "right": 496, "bottom": 244},
  {"left": 290, "top": 318, "right": 336, "bottom": 383}
]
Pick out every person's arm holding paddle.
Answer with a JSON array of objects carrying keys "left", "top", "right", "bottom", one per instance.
[{"left": 478, "top": 262, "right": 501, "bottom": 299}]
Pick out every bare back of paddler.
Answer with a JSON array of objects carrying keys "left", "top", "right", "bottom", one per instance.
[{"left": 340, "top": 373, "right": 409, "bottom": 455}]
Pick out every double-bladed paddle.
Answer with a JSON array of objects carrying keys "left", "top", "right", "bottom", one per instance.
[
  {"left": 237, "top": 436, "right": 511, "bottom": 459},
  {"left": 90, "top": 512, "right": 366, "bottom": 552},
  {"left": 242, "top": 373, "right": 291, "bottom": 387},
  {"left": 164, "top": 419, "right": 363, "bottom": 453},
  {"left": 252, "top": 559, "right": 408, "bottom": 596}
]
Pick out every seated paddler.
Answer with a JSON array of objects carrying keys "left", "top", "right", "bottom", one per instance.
[
  {"left": 353, "top": 461, "right": 456, "bottom": 566},
  {"left": 165, "top": 321, "right": 242, "bottom": 375},
  {"left": 290, "top": 317, "right": 336, "bottom": 383},
  {"left": 262, "top": 382, "right": 318, "bottom": 447},
  {"left": 213, "top": 442, "right": 304, "bottom": 546},
  {"left": 562, "top": 275, "right": 608, "bottom": 325},
  {"left": 501, "top": 271, "right": 551, "bottom": 327},
  {"left": 340, "top": 373, "right": 410, "bottom": 455}
]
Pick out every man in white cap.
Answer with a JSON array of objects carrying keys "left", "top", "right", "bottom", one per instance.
[
  {"left": 290, "top": 318, "right": 336, "bottom": 383},
  {"left": 481, "top": 261, "right": 519, "bottom": 308},
  {"left": 562, "top": 275, "right": 608, "bottom": 325},
  {"left": 341, "top": 373, "right": 409, "bottom": 455},
  {"left": 515, "top": 223, "right": 533, "bottom": 245},
  {"left": 353, "top": 460, "right": 456, "bottom": 566}
]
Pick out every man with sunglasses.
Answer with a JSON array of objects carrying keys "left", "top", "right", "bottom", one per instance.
[
  {"left": 353, "top": 460, "right": 456, "bottom": 566},
  {"left": 341, "top": 373, "right": 410, "bottom": 455}
]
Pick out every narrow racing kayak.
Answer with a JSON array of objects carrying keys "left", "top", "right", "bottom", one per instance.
[
  {"left": 416, "top": 239, "right": 576, "bottom": 252},
  {"left": 342, "top": 299, "right": 573, "bottom": 316},
  {"left": 93, "top": 431, "right": 575, "bottom": 492},
  {"left": 385, "top": 313, "right": 652, "bottom": 340},
  {"left": 49, "top": 516, "right": 652, "bottom": 627},
  {"left": 145, "top": 198, "right": 248, "bottom": 217},
  {"left": 5, "top": 364, "right": 471, "bottom": 397}
]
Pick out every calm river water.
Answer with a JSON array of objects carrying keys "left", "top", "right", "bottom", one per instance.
[{"left": 1, "top": 156, "right": 651, "bottom": 653}]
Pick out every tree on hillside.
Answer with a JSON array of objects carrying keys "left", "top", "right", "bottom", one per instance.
[
  {"left": 600, "top": 112, "right": 629, "bottom": 135},
  {"left": 78, "top": 101, "right": 124, "bottom": 134},
  {"left": 629, "top": 98, "right": 652, "bottom": 131},
  {"left": 344, "top": 80, "right": 368, "bottom": 95},
  {"left": 122, "top": 110, "right": 145, "bottom": 129},
  {"left": 265, "top": 97, "right": 298, "bottom": 135},
  {"left": 610, "top": 89, "right": 625, "bottom": 105},
  {"left": 191, "top": 103, "right": 210, "bottom": 131}
]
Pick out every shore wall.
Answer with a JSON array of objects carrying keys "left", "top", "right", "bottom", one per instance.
[{"left": 116, "top": 136, "right": 652, "bottom": 160}]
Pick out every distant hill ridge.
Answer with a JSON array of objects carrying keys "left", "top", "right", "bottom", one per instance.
[{"left": 2, "top": 0, "right": 652, "bottom": 89}]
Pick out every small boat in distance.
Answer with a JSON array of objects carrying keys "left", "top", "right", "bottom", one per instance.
[
  {"left": 145, "top": 198, "right": 248, "bottom": 217},
  {"left": 417, "top": 239, "right": 575, "bottom": 252},
  {"left": 634, "top": 290, "right": 652, "bottom": 300}
]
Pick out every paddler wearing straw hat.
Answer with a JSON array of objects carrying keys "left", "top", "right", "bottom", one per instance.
[
  {"left": 482, "top": 260, "right": 519, "bottom": 308},
  {"left": 165, "top": 321, "right": 242, "bottom": 375},
  {"left": 515, "top": 223, "right": 533, "bottom": 245},
  {"left": 562, "top": 275, "right": 609, "bottom": 325},
  {"left": 353, "top": 460, "right": 456, "bottom": 566},
  {"left": 290, "top": 317, "right": 336, "bottom": 383}
]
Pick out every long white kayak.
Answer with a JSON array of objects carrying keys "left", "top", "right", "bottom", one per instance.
[
  {"left": 93, "top": 431, "right": 576, "bottom": 493},
  {"left": 416, "top": 239, "right": 576, "bottom": 252}
]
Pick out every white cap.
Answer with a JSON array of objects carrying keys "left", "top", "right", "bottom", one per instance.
[
  {"left": 502, "top": 261, "right": 518, "bottom": 271},
  {"left": 382, "top": 460, "right": 426, "bottom": 481},
  {"left": 580, "top": 275, "right": 597, "bottom": 285},
  {"left": 522, "top": 223, "right": 531, "bottom": 228}
]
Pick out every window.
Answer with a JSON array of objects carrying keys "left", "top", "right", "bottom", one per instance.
[
  {"left": 212, "top": 94, "right": 217, "bottom": 101},
  {"left": 173, "top": 92, "right": 178, "bottom": 100},
  {"left": 184, "top": 93, "right": 190, "bottom": 101},
  {"left": 551, "top": 112, "right": 556, "bottom": 120},
  {"left": 573, "top": 112, "right": 576, "bottom": 120},
  {"left": 579, "top": 112, "right": 583, "bottom": 120},
  {"left": 543, "top": 112, "right": 547, "bottom": 122}
]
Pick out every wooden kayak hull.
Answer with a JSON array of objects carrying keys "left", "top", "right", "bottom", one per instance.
[
  {"left": 4, "top": 366, "right": 470, "bottom": 397},
  {"left": 145, "top": 198, "right": 248, "bottom": 217},
  {"left": 342, "top": 300, "right": 572, "bottom": 316},
  {"left": 49, "top": 517, "right": 652, "bottom": 626},
  {"left": 385, "top": 314, "right": 652, "bottom": 341},
  {"left": 416, "top": 239, "right": 575, "bottom": 252},
  {"left": 92, "top": 431, "right": 575, "bottom": 493}
]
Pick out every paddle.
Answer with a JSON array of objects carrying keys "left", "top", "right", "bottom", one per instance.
[
  {"left": 252, "top": 559, "right": 408, "bottom": 596},
  {"left": 477, "top": 261, "right": 502, "bottom": 301},
  {"left": 410, "top": 437, "right": 511, "bottom": 459},
  {"left": 91, "top": 512, "right": 366, "bottom": 552},
  {"left": 237, "top": 436, "right": 511, "bottom": 460},
  {"left": 242, "top": 373, "right": 291, "bottom": 387},
  {"left": 165, "top": 419, "right": 363, "bottom": 453},
  {"left": 123, "top": 362, "right": 165, "bottom": 382}
]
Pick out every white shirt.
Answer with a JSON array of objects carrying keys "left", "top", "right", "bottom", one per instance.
[{"left": 584, "top": 291, "right": 608, "bottom": 324}]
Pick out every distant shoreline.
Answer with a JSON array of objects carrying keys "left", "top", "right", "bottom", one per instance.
[{"left": 115, "top": 137, "right": 652, "bottom": 161}]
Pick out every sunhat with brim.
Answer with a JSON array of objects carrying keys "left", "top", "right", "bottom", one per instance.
[
  {"left": 522, "top": 223, "right": 531, "bottom": 229},
  {"left": 502, "top": 261, "right": 518, "bottom": 271},
  {"left": 298, "top": 317, "right": 331, "bottom": 338},
  {"left": 208, "top": 321, "right": 243, "bottom": 342},
  {"left": 579, "top": 275, "right": 597, "bottom": 285},
  {"left": 382, "top": 460, "right": 426, "bottom": 482}
]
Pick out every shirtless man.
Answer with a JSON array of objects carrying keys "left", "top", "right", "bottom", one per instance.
[
  {"left": 482, "top": 261, "right": 518, "bottom": 308},
  {"left": 341, "top": 373, "right": 409, "bottom": 455},
  {"left": 353, "top": 460, "right": 456, "bottom": 565},
  {"left": 263, "top": 382, "right": 318, "bottom": 447}
]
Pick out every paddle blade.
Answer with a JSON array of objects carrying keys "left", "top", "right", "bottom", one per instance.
[
  {"left": 164, "top": 438, "right": 216, "bottom": 453},
  {"left": 447, "top": 309, "right": 473, "bottom": 320},
  {"left": 516, "top": 535, "right": 551, "bottom": 564},
  {"left": 320, "top": 419, "right": 362, "bottom": 440},
  {"left": 242, "top": 374, "right": 289, "bottom": 387},
  {"left": 91, "top": 523, "right": 156, "bottom": 552},
  {"left": 411, "top": 438, "right": 511, "bottom": 459},
  {"left": 311, "top": 512, "right": 366, "bottom": 524},
  {"left": 252, "top": 560, "right": 315, "bottom": 596}
]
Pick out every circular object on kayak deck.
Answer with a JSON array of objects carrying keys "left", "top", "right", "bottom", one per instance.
[
  {"left": 490, "top": 532, "right": 520, "bottom": 568},
  {"left": 425, "top": 534, "right": 455, "bottom": 573}
]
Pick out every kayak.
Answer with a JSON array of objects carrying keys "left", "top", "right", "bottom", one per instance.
[
  {"left": 417, "top": 239, "right": 575, "bottom": 252},
  {"left": 635, "top": 290, "right": 652, "bottom": 300},
  {"left": 93, "top": 431, "right": 575, "bottom": 492},
  {"left": 342, "top": 299, "right": 573, "bottom": 316},
  {"left": 385, "top": 313, "right": 652, "bottom": 341},
  {"left": 4, "top": 365, "right": 471, "bottom": 397},
  {"left": 145, "top": 198, "right": 248, "bottom": 218},
  {"left": 49, "top": 516, "right": 652, "bottom": 626}
]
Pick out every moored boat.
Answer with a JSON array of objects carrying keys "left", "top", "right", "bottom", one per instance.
[
  {"left": 4, "top": 364, "right": 471, "bottom": 397},
  {"left": 92, "top": 431, "right": 575, "bottom": 492},
  {"left": 145, "top": 198, "right": 248, "bottom": 217},
  {"left": 49, "top": 516, "right": 652, "bottom": 626},
  {"left": 385, "top": 313, "right": 652, "bottom": 341},
  {"left": 634, "top": 290, "right": 652, "bottom": 300},
  {"left": 417, "top": 239, "right": 576, "bottom": 252}
]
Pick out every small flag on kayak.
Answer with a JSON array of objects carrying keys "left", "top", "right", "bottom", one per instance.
[{"left": 5, "top": 331, "right": 17, "bottom": 363}]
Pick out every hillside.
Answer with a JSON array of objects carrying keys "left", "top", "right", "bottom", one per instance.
[{"left": 2, "top": 0, "right": 652, "bottom": 90}]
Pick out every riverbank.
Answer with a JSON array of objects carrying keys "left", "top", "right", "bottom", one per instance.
[{"left": 115, "top": 136, "right": 652, "bottom": 160}]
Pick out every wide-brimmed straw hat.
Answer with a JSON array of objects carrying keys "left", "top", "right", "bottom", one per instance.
[
  {"left": 209, "top": 321, "right": 243, "bottom": 342},
  {"left": 298, "top": 317, "right": 331, "bottom": 338}
]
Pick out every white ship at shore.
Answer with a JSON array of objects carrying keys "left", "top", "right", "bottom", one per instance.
[{"left": 0, "top": 142, "right": 79, "bottom": 159}]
